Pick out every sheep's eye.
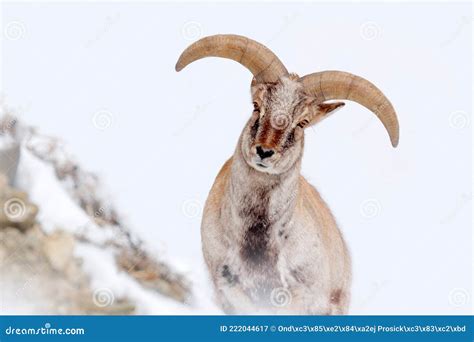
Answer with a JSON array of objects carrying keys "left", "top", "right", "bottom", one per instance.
[
  {"left": 253, "top": 102, "right": 260, "bottom": 113},
  {"left": 297, "top": 119, "right": 310, "bottom": 129}
]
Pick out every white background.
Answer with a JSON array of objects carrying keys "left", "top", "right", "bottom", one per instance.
[{"left": 1, "top": 1, "right": 472, "bottom": 314}]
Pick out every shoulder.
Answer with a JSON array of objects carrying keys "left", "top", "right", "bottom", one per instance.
[
  {"left": 202, "top": 157, "right": 233, "bottom": 227},
  {"left": 295, "top": 176, "right": 337, "bottom": 229}
]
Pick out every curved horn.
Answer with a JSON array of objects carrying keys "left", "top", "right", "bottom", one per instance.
[
  {"left": 175, "top": 34, "right": 288, "bottom": 83},
  {"left": 300, "top": 71, "right": 399, "bottom": 147}
]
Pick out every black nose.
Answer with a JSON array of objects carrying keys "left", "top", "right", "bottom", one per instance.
[{"left": 256, "top": 145, "right": 274, "bottom": 159}]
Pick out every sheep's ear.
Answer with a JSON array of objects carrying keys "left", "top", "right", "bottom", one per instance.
[
  {"left": 310, "top": 101, "right": 345, "bottom": 124},
  {"left": 250, "top": 77, "right": 267, "bottom": 101},
  {"left": 298, "top": 101, "right": 345, "bottom": 129},
  {"left": 316, "top": 102, "right": 345, "bottom": 117},
  {"left": 251, "top": 76, "right": 258, "bottom": 87}
]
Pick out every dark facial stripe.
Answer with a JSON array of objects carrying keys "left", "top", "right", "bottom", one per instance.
[
  {"left": 258, "top": 116, "right": 273, "bottom": 146},
  {"left": 252, "top": 84, "right": 306, "bottom": 151},
  {"left": 257, "top": 117, "right": 288, "bottom": 150},
  {"left": 250, "top": 117, "right": 259, "bottom": 138},
  {"left": 270, "top": 128, "right": 284, "bottom": 147}
]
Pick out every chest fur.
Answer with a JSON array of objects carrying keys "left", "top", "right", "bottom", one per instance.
[{"left": 237, "top": 187, "right": 284, "bottom": 268}]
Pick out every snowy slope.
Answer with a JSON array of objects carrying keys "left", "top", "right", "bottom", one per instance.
[{"left": 3, "top": 114, "right": 220, "bottom": 314}]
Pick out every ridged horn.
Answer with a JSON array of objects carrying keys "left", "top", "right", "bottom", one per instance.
[
  {"left": 300, "top": 71, "right": 399, "bottom": 147},
  {"left": 175, "top": 34, "right": 288, "bottom": 83}
]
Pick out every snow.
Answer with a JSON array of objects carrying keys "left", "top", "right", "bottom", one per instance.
[
  {"left": 16, "top": 148, "right": 93, "bottom": 235},
  {"left": 76, "top": 243, "right": 194, "bottom": 315},
  {"left": 14, "top": 142, "right": 220, "bottom": 315}
]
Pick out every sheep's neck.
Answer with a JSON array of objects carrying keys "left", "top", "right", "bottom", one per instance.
[{"left": 226, "top": 145, "right": 301, "bottom": 243}]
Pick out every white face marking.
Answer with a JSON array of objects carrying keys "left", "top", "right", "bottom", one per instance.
[{"left": 268, "top": 77, "right": 304, "bottom": 125}]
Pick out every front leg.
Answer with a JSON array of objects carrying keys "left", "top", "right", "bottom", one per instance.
[
  {"left": 213, "top": 263, "right": 263, "bottom": 314},
  {"left": 202, "top": 222, "right": 262, "bottom": 314}
]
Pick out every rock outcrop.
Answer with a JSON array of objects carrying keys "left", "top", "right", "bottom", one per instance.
[
  {"left": 0, "top": 174, "right": 136, "bottom": 314},
  {"left": 0, "top": 112, "right": 191, "bottom": 314}
]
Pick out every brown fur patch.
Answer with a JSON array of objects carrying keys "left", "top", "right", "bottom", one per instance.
[
  {"left": 270, "top": 129, "right": 284, "bottom": 147},
  {"left": 258, "top": 117, "right": 272, "bottom": 146},
  {"left": 330, "top": 289, "right": 342, "bottom": 304}
]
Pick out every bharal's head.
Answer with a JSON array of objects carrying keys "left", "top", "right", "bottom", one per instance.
[
  {"left": 176, "top": 34, "right": 399, "bottom": 175},
  {"left": 241, "top": 75, "right": 344, "bottom": 174}
]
